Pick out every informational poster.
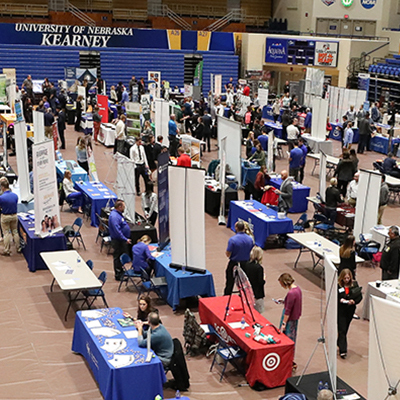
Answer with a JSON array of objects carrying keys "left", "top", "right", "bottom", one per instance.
[
  {"left": 141, "top": 94, "right": 151, "bottom": 120},
  {"left": 148, "top": 71, "right": 161, "bottom": 98},
  {"left": 258, "top": 88, "right": 269, "bottom": 108},
  {"left": 97, "top": 94, "right": 109, "bottom": 124},
  {"left": 2, "top": 68, "right": 16, "bottom": 84},
  {"left": 15, "top": 100, "right": 24, "bottom": 122},
  {"left": 184, "top": 84, "right": 193, "bottom": 98},
  {"left": 6, "top": 83, "right": 16, "bottom": 112},
  {"left": 33, "top": 140, "right": 62, "bottom": 237},
  {"left": 0, "top": 74, "right": 7, "bottom": 103},
  {"left": 52, "top": 121, "right": 58, "bottom": 151},
  {"left": 214, "top": 74, "right": 222, "bottom": 96},
  {"left": 157, "top": 151, "right": 170, "bottom": 249},
  {"left": 77, "top": 86, "right": 86, "bottom": 111},
  {"left": 86, "top": 141, "right": 98, "bottom": 181},
  {"left": 314, "top": 41, "right": 339, "bottom": 67},
  {"left": 33, "top": 110, "right": 45, "bottom": 143}
]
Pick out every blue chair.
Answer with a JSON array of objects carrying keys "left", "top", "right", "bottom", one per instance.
[
  {"left": 86, "top": 259, "right": 94, "bottom": 270},
  {"left": 313, "top": 213, "right": 334, "bottom": 232},
  {"left": 356, "top": 234, "right": 380, "bottom": 265},
  {"left": 294, "top": 212, "right": 308, "bottom": 232},
  {"left": 139, "top": 267, "right": 167, "bottom": 300},
  {"left": 67, "top": 217, "right": 86, "bottom": 250},
  {"left": 118, "top": 254, "right": 142, "bottom": 292},
  {"left": 82, "top": 271, "right": 109, "bottom": 309}
]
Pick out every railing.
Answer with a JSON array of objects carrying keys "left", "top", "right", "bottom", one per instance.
[
  {"left": 301, "top": 32, "right": 390, "bottom": 41},
  {"left": 68, "top": 0, "right": 112, "bottom": 12},
  {"left": 148, "top": 4, "right": 191, "bottom": 30},
  {"left": 347, "top": 41, "right": 390, "bottom": 75},
  {"left": 243, "top": 14, "right": 269, "bottom": 26},
  {"left": 113, "top": 8, "right": 148, "bottom": 22},
  {"left": 0, "top": 2, "right": 48, "bottom": 16},
  {"left": 166, "top": 4, "right": 227, "bottom": 18},
  {"left": 68, "top": 2, "right": 96, "bottom": 26},
  {"left": 204, "top": 9, "right": 244, "bottom": 31}
]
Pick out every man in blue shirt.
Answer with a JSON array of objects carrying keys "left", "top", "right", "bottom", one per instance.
[
  {"left": 298, "top": 137, "right": 308, "bottom": 184},
  {"left": 383, "top": 152, "right": 400, "bottom": 178},
  {"left": 224, "top": 221, "right": 254, "bottom": 295},
  {"left": 109, "top": 199, "right": 132, "bottom": 280},
  {"left": 136, "top": 312, "right": 174, "bottom": 368},
  {"left": 0, "top": 178, "right": 20, "bottom": 256},
  {"left": 257, "top": 131, "right": 268, "bottom": 151},
  {"left": 132, "top": 235, "right": 155, "bottom": 275},
  {"left": 168, "top": 114, "right": 179, "bottom": 157},
  {"left": 289, "top": 140, "right": 303, "bottom": 183}
]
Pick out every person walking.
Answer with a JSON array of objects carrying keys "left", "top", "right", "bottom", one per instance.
[
  {"left": 129, "top": 137, "right": 149, "bottom": 196},
  {"left": 92, "top": 105, "right": 102, "bottom": 145},
  {"left": 378, "top": 175, "right": 389, "bottom": 225},
  {"left": 337, "top": 269, "right": 362, "bottom": 359},
  {"left": 75, "top": 137, "right": 89, "bottom": 173},
  {"left": 56, "top": 106, "right": 66, "bottom": 149},
  {"left": 339, "top": 235, "right": 357, "bottom": 279}
]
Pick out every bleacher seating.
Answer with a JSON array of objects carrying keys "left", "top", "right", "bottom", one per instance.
[
  {"left": 113, "top": 9, "right": 148, "bottom": 21},
  {"left": 368, "top": 58, "right": 400, "bottom": 80},
  {"left": 0, "top": 2, "right": 48, "bottom": 17}
]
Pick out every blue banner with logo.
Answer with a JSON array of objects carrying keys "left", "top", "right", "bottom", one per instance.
[
  {"left": 265, "top": 38, "right": 288, "bottom": 64},
  {"left": 358, "top": 73, "right": 370, "bottom": 97},
  {"left": 157, "top": 151, "right": 170, "bottom": 248},
  {"left": 361, "top": 0, "right": 376, "bottom": 9}
]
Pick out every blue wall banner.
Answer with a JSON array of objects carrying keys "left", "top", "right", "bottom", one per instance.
[
  {"left": 265, "top": 38, "right": 288, "bottom": 64},
  {"left": 358, "top": 73, "right": 370, "bottom": 97},
  {"left": 157, "top": 151, "right": 170, "bottom": 249},
  {"left": 360, "top": 0, "right": 376, "bottom": 8}
]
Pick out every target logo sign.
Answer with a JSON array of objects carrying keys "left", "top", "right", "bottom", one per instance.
[{"left": 262, "top": 353, "right": 281, "bottom": 371}]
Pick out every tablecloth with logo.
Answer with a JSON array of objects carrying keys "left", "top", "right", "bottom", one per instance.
[
  {"left": 199, "top": 295, "right": 294, "bottom": 388},
  {"left": 270, "top": 177, "right": 310, "bottom": 213}
]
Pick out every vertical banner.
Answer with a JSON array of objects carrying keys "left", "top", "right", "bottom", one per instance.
[
  {"left": 324, "top": 256, "right": 338, "bottom": 393},
  {"left": 214, "top": 74, "right": 222, "bottom": 96},
  {"left": 148, "top": 71, "right": 161, "bottom": 98},
  {"left": 115, "top": 153, "right": 136, "bottom": 222},
  {"left": 155, "top": 99, "right": 170, "bottom": 146},
  {"left": 33, "top": 110, "right": 45, "bottom": 143},
  {"left": 33, "top": 140, "right": 62, "bottom": 237},
  {"left": 14, "top": 121, "right": 33, "bottom": 202},
  {"left": 97, "top": 94, "right": 109, "bottom": 124},
  {"left": 7, "top": 84, "right": 16, "bottom": 112},
  {"left": 267, "top": 131, "right": 274, "bottom": 173},
  {"left": 157, "top": 151, "right": 170, "bottom": 248},
  {"left": 0, "top": 74, "right": 7, "bottom": 103},
  {"left": 167, "top": 29, "right": 181, "bottom": 50},
  {"left": 197, "top": 31, "right": 211, "bottom": 51},
  {"left": 52, "top": 121, "right": 58, "bottom": 151},
  {"left": 258, "top": 88, "right": 269, "bottom": 108},
  {"left": 319, "top": 151, "right": 327, "bottom": 202},
  {"left": 15, "top": 100, "right": 24, "bottom": 122},
  {"left": 86, "top": 142, "right": 99, "bottom": 182},
  {"left": 311, "top": 97, "right": 329, "bottom": 140},
  {"left": 77, "top": 86, "right": 86, "bottom": 112}
]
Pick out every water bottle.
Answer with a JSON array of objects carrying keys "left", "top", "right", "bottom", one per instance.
[
  {"left": 77, "top": 256, "right": 81, "bottom": 265},
  {"left": 318, "top": 381, "right": 324, "bottom": 392},
  {"left": 182, "top": 265, "right": 186, "bottom": 274},
  {"left": 241, "top": 316, "right": 246, "bottom": 330},
  {"left": 323, "top": 382, "right": 329, "bottom": 391},
  {"left": 175, "top": 389, "right": 181, "bottom": 399},
  {"left": 250, "top": 194, "right": 253, "bottom": 201}
]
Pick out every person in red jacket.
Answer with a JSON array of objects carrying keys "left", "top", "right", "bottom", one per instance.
[{"left": 177, "top": 147, "right": 191, "bottom": 167}]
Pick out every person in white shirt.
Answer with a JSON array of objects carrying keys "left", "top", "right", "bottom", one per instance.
[
  {"left": 215, "top": 100, "right": 225, "bottom": 117},
  {"left": 253, "top": 93, "right": 260, "bottom": 108},
  {"left": 130, "top": 137, "right": 149, "bottom": 196},
  {"left": 346, "top": 172, "right": 359, "bottom": 207},
  {"left": 345, "top": 105, "right": 356, "bottom": 123},
  {"left": 114, "top": 114, "right": 126, "bottom": 154},
  {"left": 62, "top": 170, "right": 83, "bottom": 213},
  {"left": 286, "top": 117, "right": 300, "bottom": 150},
  {"left": 141, "top": 182, "right": 158, "bottom": 225},
  {"left": 282, "top": 94, "right": 291, "bottom": 109},
  {"left": 226, "top": 89, "right": 234, "bottom": 107}
]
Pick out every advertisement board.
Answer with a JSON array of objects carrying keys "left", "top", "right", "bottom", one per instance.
[
  {"left": 265, "top": 38, "right": 288, "bottom": 64},
  {"left": 314, "top": 41, "right": 339, "bottom": 67}
]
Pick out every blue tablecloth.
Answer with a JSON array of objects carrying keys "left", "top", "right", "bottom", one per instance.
[
  {"left": 75, "top": 181, "right": 117, "bottom": 227},
  {"left": 81, "top": 113, "right": 93, "bottom": 135},
  {"left": 370, "top": 135, "right": 389, "bottom": 154},
  {"left": 329, "top": 123, "right": 360, "bottom": 143},
  {"left": 241, "top": 161, "right": 260, "bottom": 186},
  {"left": 264, "top": 121, "right": 283, "bottom": 138},
  {"left": 72, "top": 307, "right": 166, "bottom": 400},
  {"left": 18, "top": 216, "right": 67, "bottom": 272},
  {"left": 56, "top": 160, "right": 88, "bottom": 184},
  {"left": 262, "top": 106, "right": 282, "bottom": 122},
  {"left": 109, "top": 103, "right": 118, "bottom": 120},
  {"left": 227, "top": 200, "right": 294, "bottom": 248},
  {"left": 154, "top": 245, "right": 216, "bottom": 311},
  {"left": 270, "top": 177, "right": 310, "bottom": 213}
]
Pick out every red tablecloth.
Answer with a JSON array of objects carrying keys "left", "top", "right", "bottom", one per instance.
[{"left": 199, "top": 295, "right": 294, "bottom": 388}]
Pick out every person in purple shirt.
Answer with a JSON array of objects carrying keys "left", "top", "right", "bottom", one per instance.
[
  {"left": 298, "top": 137, "right": 308, "bottom": 184},
  {"left": 132, "top": 235, "right": 155, "bottom": 275},
  {"left": 278, "top": 273, "right": 302, "bottom": 370},
  {"left": 304, "top": 108, "right": 312, "bottom": 133},
  {"left": 224, "top": 221, "right": 254, "bottom": 295},
  {"left": 289, "top": 140, "right": 303, "bottom": 183},
  {"left": 257, "top": 131, "right": 269, "bottom": 151},
  {"left": 109, "top": 199, "right": 132, "bottom": 281}
]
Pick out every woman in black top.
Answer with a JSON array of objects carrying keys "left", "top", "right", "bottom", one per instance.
[
  {"left": 75, "top": 95, "right": 83, "bottom": 132},
  {"left": 337, "top": 269, "right": 362, "bottom": 359},
  {"left": 335, "top": 151, "right": 356, "bottom": 197},
  {"left": 246, "top": 131, "right": 255, "bottom": 159},
  {"left": 339, "top": 235, "right": 357, "bottom": 279},
  {"left": 136, "top": 294, "right": 158, "bottom": 322}
]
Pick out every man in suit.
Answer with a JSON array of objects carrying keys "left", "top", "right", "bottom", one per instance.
[
  {"left": 357, "top": 112, "right": 375, "bottom": 154},
  {"left": 276, "top": 170, "right": 293, "bottom": 213},
  {"left": 56, "top": 106, "right": 66, "bottom": 149},
  {"left": 202, "top": 111, "right": 212, "bottom": 152}
]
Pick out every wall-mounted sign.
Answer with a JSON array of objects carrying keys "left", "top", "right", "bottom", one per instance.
[
  {"left": 322, "top": 0, "right": 336, "bottom": 5},
  {"left": 314, "top": 41, "right": 339, "bottom": 67},
  {"left": 341, "top": 0, "right": 353, "bottom": 6},
  {"left": 265, "top": 38, "right": 288, "bottom": 64},
  {"left": 360, "top": 0, "right": 376, "bottom": 8}
]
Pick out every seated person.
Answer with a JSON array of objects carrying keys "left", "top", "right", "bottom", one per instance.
[
  {"left": 62, "top": 170, "right": 83, "bottom": 213},
  {"left": 136, "top": 295, "right": 159, "bottom": 329},
  {"left": 136, "top": 312, "right": 174, "bottom": 368},
  {"left": 132, "top": 235, "right": 155, "bottom": 275},
  {"left": 383, "top": 152, "right": 400, "bottom": 178}
]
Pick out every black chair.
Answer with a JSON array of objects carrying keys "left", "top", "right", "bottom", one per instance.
[
  {"left": 118, "top": 254, "right": 142, "bottom": 293},
  {"left": 293, "top": 212, "right": 308, "bottom": 232},
  {"left": 139, "top": 267, "right": 167, "bottom": 300},
  {"left": 64, "top": 217, "right": 86, "bottom": 250},
  {"left": 372, "top": 161, "right": 385, "bottom": 174},
  {"left": 82, "top": 271, "right": 109, "bottom": 309},
  {"left": 167, "top": 338, "right": 190, "bottom": 391},
  {"left": 210, "top": 331, "right": 246, "bottom": 381}
]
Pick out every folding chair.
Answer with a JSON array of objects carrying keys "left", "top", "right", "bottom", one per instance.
[
  {"left": 356, "top": 234, "right": 380, "bottom": 267},
  {"left": 293, "top": 212, "right": 308, "bottom": 232},
  {"left": 139, "top": 267, "right": 167, "bottom": 300},
  {"left": 210, "top": 331, "right": 246, "bottom": 381},
  {"left": 82, "top": 271, "right": 109, "bottom": 309},
  {"left": 118, "top": 253, "right": 142, "bottom": 292},
  {"left": 95, "top": 213, "right": 112, "bottom": 254},
  {"left": 65, "top": 217, "right": 86, "bottom": 250}
]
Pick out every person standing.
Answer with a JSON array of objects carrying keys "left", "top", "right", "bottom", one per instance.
[
  {"left": 337, "top": 269, "right": 362, "bottom": 359},
  {"left": 289, "top": 140, "right": 303, "bottom": 183},
  {"left": 177, "top": 147, "right": 192, "bottom": 167},
  {"left": 224, "top": 221, "right": 254, "bottom": 296},
  {"left": 339, "top": 235, "right": 357, "bottom": 279},
  {"left": 22, "top": 74, "right": 33, "bottom": 99},
  {"left": 335, "top": 152, "right": 356, "bottom": 197},
  {"left": 56, "top": 106, "right": 66, "bottom": 149},
  {"left": 343, "top": 122, "right": 354, "bottom": 149},
  {"left": 357, "top": 112, "right": 374, "bottom": 154},
  {"left": 129, "top": 75, "right": 137, "bottom": 101},
  {"left": 75, "top": 137, "right": 89, "bottom": 173},
  {"left": 378, "top": 175, "right": 389, "bottom": 225},
  {"left": 241, "top": 246, "right": 266, "bottom": 313},
  {"left": 168, "top": 114, "right": 179, "bottom": 157},
  {"left": 272, "top": 99, "right": 281, "bottom": 123},
  {"left": 248, "top": 143, "right": 266, "bottom": 167},
  {"left": 276, "top": 170, "right": 293, "bottom": 213},
  {"left": 114, "top": 114, "right": 126, "bottom": 154},
  {"left": 379, "top": 226, "right": 400, "bottom": 280},
  {"left": 130, "top": 137, "right": 149, "bottom": 196},
  {"left": 278, "top": 273, "right": 302, "bottom": 370},
  {"left": 202, "top": 111, "right": 212, "bottom": 152},
  {"left": 304, "top": 108, "right": 312, "bottom": 133},
  {"left": 74, "top": 95, "right": 84, "bottom": 132},
  {"left": 0, "top": 179, "right": 21, "bottom": 256},
  {"left": 298, "top": 137, "right": 308, "bottom": 184},
  {"left": 345, "top": 105, "right": 356, "bottom": 123},
  {"left": 92, "top": 105, "right": 102, "bottom": 145},
  {"left": 325, "top": 178, "right": 342, "bottom": 226},
  {"left": 44, "top": 108, "right": 54, "bottom": 139},
  {"left": 141, "top": 182, "right": 158, "bottom": 225},
  {"left": 286, "top": 117, "right": 300, "bottom": 151},
  {"left": 346, "top": 172, "right": 359, "bottom": 207},
  {"left": 109, "top": 199, "right": 132, "bottom": 281}
]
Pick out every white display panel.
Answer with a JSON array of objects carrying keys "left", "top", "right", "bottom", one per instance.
[
  {"left": 115, "top": 153, "right": 136, "bottom": 222},
  {"left": 368, "top": 296, "right": 400, "bottom": 400},
  {"left": 155, "top": 99, "right": 170, "bottom": 146},
  {"left": 33, "top": 110, "right": 45, "bottom": 144},
  {"left": 258, "top": 88, "right": 269, "bottom": 108},
  {"left": 217, "top": 116, "right": 241, "bottom": 184},
  {"left": 319, "top": 152, "right": 327, "bottom": 202},
  {"left": 311, "top": 97, "right": 328, "bottom": 140}
]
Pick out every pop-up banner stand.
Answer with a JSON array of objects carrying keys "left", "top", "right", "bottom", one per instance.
[
  {"left": 169, "top": 165, "right": 206, "bottom": 273},
  {"left": 33, "top": 110, "right": 45, "bottom": 144}
]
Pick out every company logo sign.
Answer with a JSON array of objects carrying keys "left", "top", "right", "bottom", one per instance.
[
  {"left": 263, "top": 353, "right": 281, "bottom": 371},
  {"left": 322, "top": 0, "right": 335, "bottom": 5},
  {"left": 341, "top": 0, "right": 353, "bottom": 6},
  {"left": 361, "top": 0, "right": 376, "bottom": 8},
  {"left": 265, "top": 38, "right": 288, "bottom": 64},
  {"left": 314, "top": 41, "right": 339, "bottom": 67}
]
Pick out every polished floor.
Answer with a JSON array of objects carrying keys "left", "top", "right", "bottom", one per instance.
[{"left": 0, "top": 125, "right": 398, "bottom": 400}]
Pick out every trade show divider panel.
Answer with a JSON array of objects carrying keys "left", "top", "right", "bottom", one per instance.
[
  {"left": 311, "top": 97, "right": 328, "bottom": 140},
  {"left": 14, "top": 121, "right": 33, "bottom": 202},
  {"left": 354, "top": 169, "right": 381, "bottom": 239},
  {"left": 33, "top": 110, "right": 45, "bottom": 144},
  {"left": 258, "top": 88, "right": 269, "bottom": 108},
  {"left": 157, "top": 151, "right": 170, "bottom": 248},
  {"left": 217, "top": 116, "right": 241, "bottom": 184},
  {"left": 328, "top": 87, "right": 367, "bottom": 124},
  {"left": 218, "top": 137, "right": 227, "bottom": 224},
  {"left": 155, "top": 99, "right": 170, "bottom": 147},
  {"left": 115, "top": 153, "right": 135, "bottom": 223},
  {"left": 368, "top": 296, "right": 400, "bottom": 400},
  {"left": 267, "top": 132, "right": 274, "bottom": 173},
  {"left": 169, "top": 166, "right": 206, "bottom": 271},
  {"left": 324, "top": 256, "right": 338, "bottom": 393},
  {"left": 319, "top": 152, "right": 327, "bottom": 202}
]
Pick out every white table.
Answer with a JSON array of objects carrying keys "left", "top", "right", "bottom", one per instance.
[
  {"left": 41, "top": 250, "right": 101, "bottom": 320},
  {"left": 362, "top": 279, "right": 400, "bottom": 320},
  {"left": 370, "top": 225, "right": 400, "bottom": 250},
  {"left": 99, "top": 123, "right": 116, "bottom": 147},
  {"left": 385, "top": 174, "right": 400, "bottom": 187},
  {"left": 302, "top": 134, "right": 333, "bottom": 156},
  {"left": 287, "top": 232, "right": 363, "bottom": 269},
  {"left": 307, "top": 153, "right": 340, "bottom": 176}
]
